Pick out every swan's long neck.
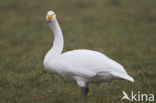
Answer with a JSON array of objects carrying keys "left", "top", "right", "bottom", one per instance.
[
  {"left": 49, "top": 19, "right": 64, "bottom": 55},
  {"left": 44, "top": 19, "right": 64, "bottom": 64}
]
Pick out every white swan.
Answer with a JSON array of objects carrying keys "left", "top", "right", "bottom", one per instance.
[{"left": 44, "top": 10, "right": 134, "bottom": 101}]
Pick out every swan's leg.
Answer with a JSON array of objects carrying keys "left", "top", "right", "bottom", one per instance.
[
  {"left": 81, "top": 87, "right": 89, "bottom": 102},
  {"left": 73, "top": 76, "right": 89, "bottom": 101}
]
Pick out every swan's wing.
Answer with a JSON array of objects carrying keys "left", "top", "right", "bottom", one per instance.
[
  {"left": 110, "top": 71, "right": 134, "bottom": 82},
  {"left": 69, "top": 68, "right": 97, "bottom": 78},
  {"left": 56, "top": 50, "right": 131, "bottom": 79},
  {"left": 54, "top": 57, "right": 97, "bottom": 78},
  {"left": 60, "top": 50, "right": 127, "bottom": 74}
]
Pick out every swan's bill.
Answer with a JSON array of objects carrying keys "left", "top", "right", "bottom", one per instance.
[{"left": 48, "top": 15, "right": 53, "bottom": 22}]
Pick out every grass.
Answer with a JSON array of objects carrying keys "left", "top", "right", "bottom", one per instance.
[{"left": 0, "top": 0, "right": 156, "bottom": 103}]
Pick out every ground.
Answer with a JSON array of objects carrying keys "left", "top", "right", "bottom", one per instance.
[{"left": 0, "top": 0, "right": 156, "bottom": 103}]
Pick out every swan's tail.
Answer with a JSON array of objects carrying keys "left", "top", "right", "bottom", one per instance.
[{"left": 111, "top": 72, "right": 134, "bottom": 82}]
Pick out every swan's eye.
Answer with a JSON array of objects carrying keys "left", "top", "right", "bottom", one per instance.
[{"left": 48, "top": 15, "right": 53, "bottom": 22}]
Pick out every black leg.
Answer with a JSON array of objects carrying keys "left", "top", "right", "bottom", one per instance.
[{"left": 81, "top": 87, "right": 89, "bottom": 102}]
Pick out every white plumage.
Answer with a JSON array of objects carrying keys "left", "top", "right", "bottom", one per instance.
[{"left": 44, "top": 10, "right": 134, "bottom": 101}]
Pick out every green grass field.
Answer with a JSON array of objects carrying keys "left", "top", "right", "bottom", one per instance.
[{"left": 0, "top": 0, "right": 156, "bottom": 103}]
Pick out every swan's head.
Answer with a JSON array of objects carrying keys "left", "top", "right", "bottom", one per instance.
[{"left": 46, "top": 10, "right": 56, "bottom": 22}]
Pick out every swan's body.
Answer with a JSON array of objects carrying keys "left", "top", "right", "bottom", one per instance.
[
  {"left": 44, "top": 10, "right": 134, "bottom": 101},
  {"left": 45, "top": 49, "right": 133, "bottom": 84}
]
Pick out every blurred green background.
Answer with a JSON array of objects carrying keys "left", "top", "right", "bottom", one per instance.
[{"left": 0, "top": 0, "right": 156, "bottom": 103}]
